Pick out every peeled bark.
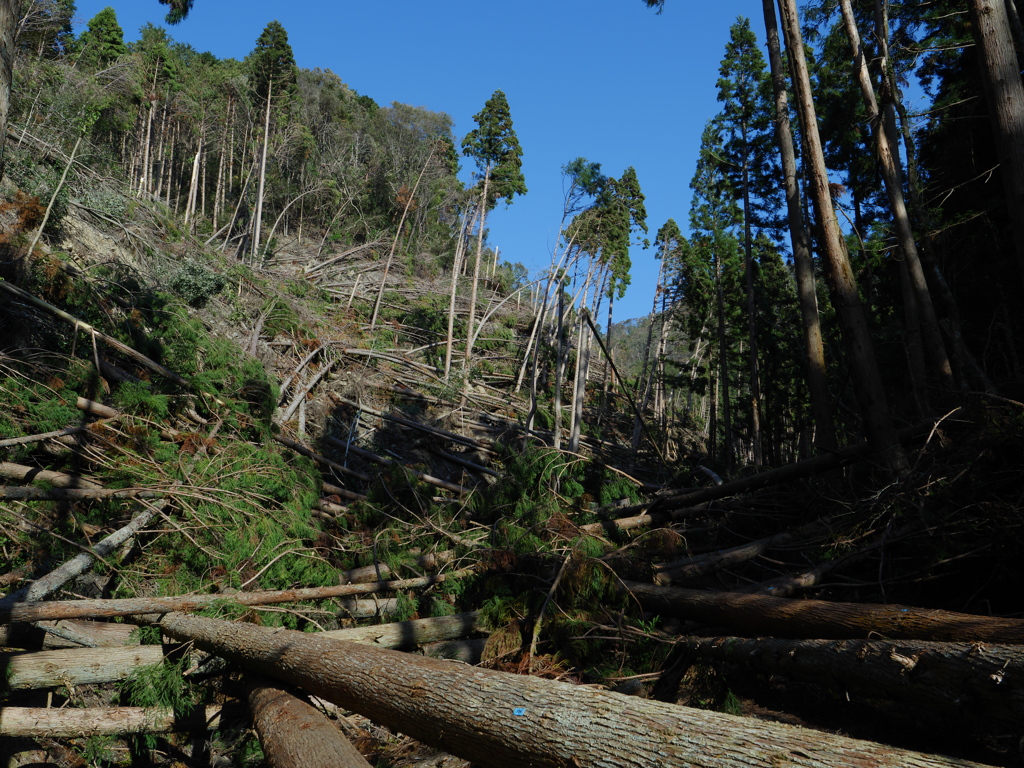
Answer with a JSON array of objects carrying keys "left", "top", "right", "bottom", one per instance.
[
  {"left": 624, "top": 581, "right": 1024, "bottom": 643},
  {"left": 156, "top": 612, "right": 996, "bottom": 768},
  {"left": 0, "top": 705, "right": 226, "bottom": 738},
  {"left": 1, "top": 645, "right": 165, "bottom": 689},
  {"left": 675, "top": 635, "right": 1024, "bottom": 732},
  {"left": 245, "top": 676, "right": 372, "bottom": 768}
]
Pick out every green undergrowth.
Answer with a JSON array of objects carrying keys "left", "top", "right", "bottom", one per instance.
[{"left": 0, "top": 252, "right": 342, "bottom": 628}]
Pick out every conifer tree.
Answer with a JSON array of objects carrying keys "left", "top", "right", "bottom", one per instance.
[
  {"left": 715, "top": 16, "right": 781, "bottom": 467},
  {"left": 76, "top": 6, "right": 127, "bottom": 69},
  {"left": 684, "top": 121, "right": 743, "bottom": 470},
  {"left": 159, "top": 0, "right": 195, "bottom": 24},
  {"left": 248, "top": 20, "right": 298, "bottom": 260},
  {"left": 460, "top": 90, "right": 526, "bottom": 380}
]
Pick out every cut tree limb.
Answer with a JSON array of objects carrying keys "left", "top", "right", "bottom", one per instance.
[
  {"left": 623, "top": 581, "right": 1024, "bottom": 642},
  {"left": 156, "top": 612, "right": 998, "bottom": 768}
]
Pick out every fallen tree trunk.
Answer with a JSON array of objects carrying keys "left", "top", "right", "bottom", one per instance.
[
  {"left": 0, "top": 569, "right": 474, "bottom": 624},
  {"left": 0, "top": 619, "right": 138, "bottom": 650},
  {"left": 333, "top": 439, "right": 472, "bottom": 494},
  {"left": 274, "top": 435, "right": 370, "bottom": 482},
  {"left": 623, "top": 582, "right": 1024, "bottom": 642},
  {"left": 653, "top": 414, "right": 961, "bottom": 512},
  {"left": 0, "top": 705, "right": 225, "bottom": 738},
  {"left": 0, "top": 507, "right": 155, "bottom": 609},
  {"left": 156, "top": 612, "right": 998, "bottom": 768},
  {"left": 653, "top": 529, "right": 798, "bottom": 584},
  {"left": 3, "top": 614, "right": 482, "bottom": 689},
  {"left": 673, "top": 635, "right": 1024, "bottom": 733},
  {"left": 322, "top": 611, "right": 483, "bottom": 648},
  {"left": 245, "top": 676, "right": 372, "bottom": 768},
  {"left": 1, "top": 645, "right": 166, "bottom": 689},
  {"left": 579, "top": 505, "right": 709, "bottom": 535},
  {"left": 0, "top": 486, "right": 167, "bottom": 501},
  {"left": 0, "top": 461, "right": 102, "bottom": 490}
]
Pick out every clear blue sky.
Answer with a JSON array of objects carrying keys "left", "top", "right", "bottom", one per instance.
[{"left": 74, "top": 0, "right": 755, "bottom": 322}]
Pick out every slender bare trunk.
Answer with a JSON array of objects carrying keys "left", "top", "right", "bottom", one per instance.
[
  {"left": 0, "top": 0, "right": 15, "bottom": 181},
  {"left": 253, "top": 76, "right": 273, "bottom": 261},
  {"left": 760, "top": 0, "right": 836, "bottom": 454},
  {"left": 778, "top": 0, "right": 909, "bottom": 479},
  {"left": 969, "top": 0, "right": 1024, "bottom": 290},
  {"left": 838, "top": 0, "right": 954, "bottom": 390},
  {"left": 463, "top": 166, "right": 491, "bottom": 388}
]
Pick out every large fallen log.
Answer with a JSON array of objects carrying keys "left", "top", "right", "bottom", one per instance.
[
  {"left": 623, "top": 581, "right": 1024, "bottom": 642},
  {"left": 0, "top": 705, "right": 226, "bottom": 738},
  {"left": 672, "top": 635, "right": 1024, "bottom": 733},
  {"left": 156, "top": 612, "right": 998, "bottom": 768},
  {"left": 0, "top": 569, "right": 474, "bottom": 624},
  {"left": 1, "top": 645, "right": 166, "bottom": 689},
  {"left": 245, "top": 676, "right": 372, "bottom": 768}
]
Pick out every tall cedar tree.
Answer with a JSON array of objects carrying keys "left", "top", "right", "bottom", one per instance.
[
  {"left": 683, "top": 121, "right": 743, "bottom": 471},
  {"left": 715, "top": 16, "right": 779, "bottom": 467},
  {"left": 460, "top": 89, "right": 526, "bottom": 377},
  {"left": 76, "top": 6, "right": 128, "bottom": 69},
  {"left": 248, "top": 20, "right": 298, "bottom": 258}
]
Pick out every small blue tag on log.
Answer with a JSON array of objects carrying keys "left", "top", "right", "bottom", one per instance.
[{"left": 513, "top": 707, "right": 526, "bottom": 716}]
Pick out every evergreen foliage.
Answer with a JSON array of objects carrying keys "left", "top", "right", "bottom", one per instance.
[
  {"left": 461, "top": 90, "right": 527, "bottom": 208},
  {"left": 76, "top": 6, "right": 128, "bottom": 69}
]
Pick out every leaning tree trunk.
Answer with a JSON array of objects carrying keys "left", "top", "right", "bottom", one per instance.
[
  {"left": 969, "top": 0, "right": 1024, "bottom": 290},
  {"left": 157, "top": 612, "right": 997, "bottom": 768},
  {"left": 761, "top": 0, "right": 836, "bottom": 454},
  {"left": 838, "top": 0, "right": 953, "bottom": 390},
  {"left": 673, "top": 635, "right": 1024, "bottom": 734},
  {"left": 623, "top": 581, "right": 1024, "bottom": 643},
  {"left": 777, "top": 0, "right": 909, "bottom": 479}
]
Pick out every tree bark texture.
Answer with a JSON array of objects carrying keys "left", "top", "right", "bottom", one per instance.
[
  {"left": 0, "top": 570, "right": 472, "bottom": 624},
  {"left": 671, "top": 635, "right": 1024, "bottom": 733},
  {"left": 0, "top": 705, "right": 225, "bottom": 738},
  {"left": 0, "top": 619, "right": 138, "bottom": 650},
  {"left": 1, "top": 645, "right": 166, "bottom": 689},
  {"left": 245, "top": 676, "right": 372, "bottom": 768},
  {"left": 0, "top": 0, "right": 13, "bottom": 180},
  {"left": 624, "top": 581, "right": 1024, "bottom": 643},
  {"left": 776, "top": 0, "right": 909, "bottom": 479},
  {"left": 156, "top": 612, "right": 997, "bottom": 768},
  {"left": 969, "top": 0, "right": 1024, "bottom": 289}
]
